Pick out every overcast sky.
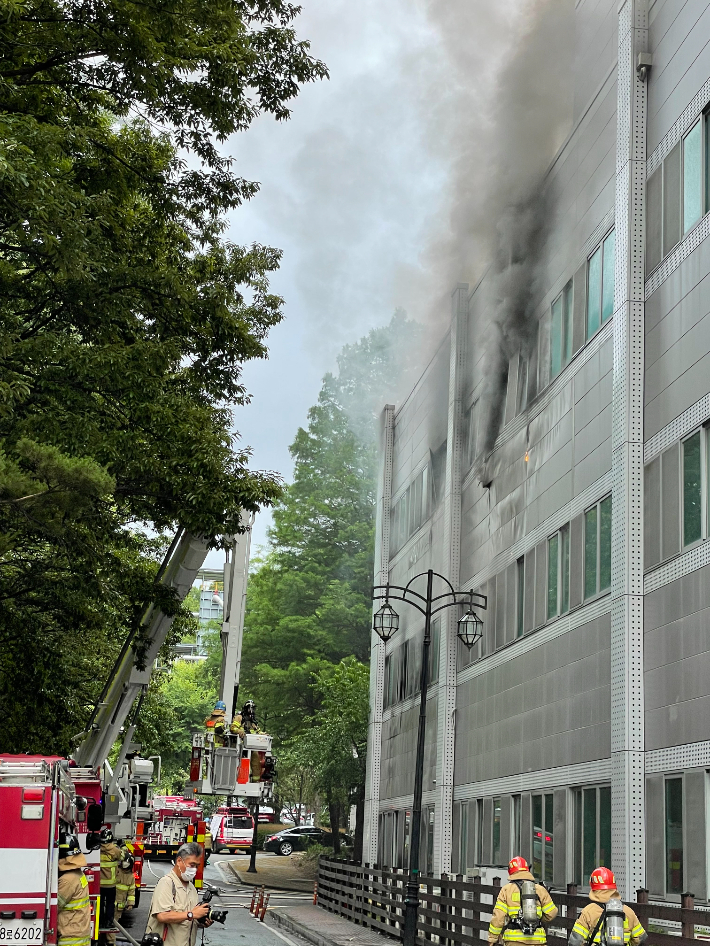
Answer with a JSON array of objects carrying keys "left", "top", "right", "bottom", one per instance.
[{"left": 200, "top": 0, "right": 532, "bottom": 566}]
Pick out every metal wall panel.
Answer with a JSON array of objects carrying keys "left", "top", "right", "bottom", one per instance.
[
  {"left": 553, "top": 789, "right": 567, "bottom": 888},
  {"left": 482, "top": 797, "right": 493, "bottom": 864},
  {"left": 569, "top": 513, "right": 585, "bottom": 610},
  {"left": 573, "top": 264, "right": 587, "bottom": 355},
  {"left": 524, "top": 549, "right": 536, "bottom": 634},
  {"left": 535, "top": 540, "right": 547, "bottom": 629},
  {"left": 661, "top": 444, "right": 680, "bottom": 560},
  {"left": 685, "top": 769, "right": 707, "bottom": 902},
  {"left": 521, "top": 794, "right": 532, "bottom": 864},
  {"left": 467, "top": 801, "right": 477, "bottom": 871},
  {"left": 645, "top": 775, "right": 665, "bottom": 897},
  {"left": 644, "top": 457, "right": 661, "bottom": 569}
]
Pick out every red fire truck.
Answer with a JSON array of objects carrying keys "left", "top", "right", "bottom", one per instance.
[{"left": 144, "top": 797, "right": 204, "bottom": 860}]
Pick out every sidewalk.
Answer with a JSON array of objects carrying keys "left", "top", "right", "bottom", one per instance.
[
  {"left": 268, "top": 903, "right": 397, "bottom": 946},
  {"left": 227, "top": 854, "right": 317, "bottom": 892}
]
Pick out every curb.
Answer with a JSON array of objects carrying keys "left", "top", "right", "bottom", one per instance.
[{"left": 268, "top": 907, "right": 333, "bottom": 946}]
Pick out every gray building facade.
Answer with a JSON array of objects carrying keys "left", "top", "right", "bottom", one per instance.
[{"left": 364, "top": 0, "right": 710, "bottom": 902}]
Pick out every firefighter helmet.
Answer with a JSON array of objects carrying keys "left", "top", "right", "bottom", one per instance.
[
  {"left": 59, "top": 832, "right": 82, "bottom": 859},
  {"left": 120, "top": 848, "right": 135, "bottom": 870},
  {"left": 508, "top": 856, "right": 530, "bottom": 875},
  {"left": 242, "top": 700, "right": 256, "bottom": 717},
  {"left": 99, "top": 827, "right": 114, "bottom": 844},
  {"left": 214, "top": 700, "right": 227, "bottom": 712},
  {"left": 590, "top": 867, "right": 616, "bottom": 891}
]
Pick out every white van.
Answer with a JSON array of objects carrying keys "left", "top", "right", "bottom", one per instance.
[{"left": 210, "top": 809, "right": 254, "bottom": 853}]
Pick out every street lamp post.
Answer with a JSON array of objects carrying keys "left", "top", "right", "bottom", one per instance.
[{"left": 372, "top": 569, "right": 486, "bottom": 946}]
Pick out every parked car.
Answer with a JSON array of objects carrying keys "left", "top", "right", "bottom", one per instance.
[{"left": 263, "top": 825, "right": 353, "bottom": 856}]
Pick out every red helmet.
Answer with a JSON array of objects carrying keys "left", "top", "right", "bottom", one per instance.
[
  {"left": 590, "top": 867, "right": 616, "bottom": 891},
  {"left": 508, "top": 856, "right": 530, "bottom": 875}
]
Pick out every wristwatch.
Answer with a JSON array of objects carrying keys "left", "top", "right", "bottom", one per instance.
[{"left": 186, "top": 912, "right": 193, "bottom": 921}]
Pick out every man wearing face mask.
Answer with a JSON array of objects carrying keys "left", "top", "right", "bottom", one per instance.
[{"left": 145, "top": 843, "right": 211, "bottom": 946}]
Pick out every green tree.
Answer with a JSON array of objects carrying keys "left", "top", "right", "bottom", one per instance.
[
  {"left": 289, "top": 659, "right": 369, "bottom": 858},
  {"left": 0, "top": 0, "right": 326, "bottom": 753},
  {"left": 242, "top": 312, "right": 422, "bottom": 731}
]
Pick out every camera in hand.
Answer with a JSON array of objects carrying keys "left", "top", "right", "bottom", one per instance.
[{"left": 197, "top": 890, "right": 228, "bottom": 926}]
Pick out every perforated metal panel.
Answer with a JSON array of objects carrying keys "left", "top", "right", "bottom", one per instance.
[
  {"left": 436, "top": 286, "right": 469, "bottom": 875},
  {"left": 365, "top": 404, "right": 396, "bottom": 865},
  {"left": 610, "top": 0, "right": 647, "bottom": 899},
  {"left": 646, "top": 739, "right": 710, "bottom": 772}
]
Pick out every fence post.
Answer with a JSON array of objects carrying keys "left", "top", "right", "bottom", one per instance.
[
  {"left": 681, "top": 892, "right": 695, "bottom": 941},
  {"left": 455, "top": 874, "right": 463, "bottom": 944},
  {"left": 471, "top": 874, "right": 482, "bottom": 944},
  {"left": 441, "top": 874, "right": 449, "bottom": 946}
]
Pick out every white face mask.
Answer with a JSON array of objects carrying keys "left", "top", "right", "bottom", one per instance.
[{"left": 179, "top": 865, "right": 197, "bottom": 882}]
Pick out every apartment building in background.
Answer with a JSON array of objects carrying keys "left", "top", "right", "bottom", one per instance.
[{"left": 364, "top": 0, "right": 710, "bottom": 902}]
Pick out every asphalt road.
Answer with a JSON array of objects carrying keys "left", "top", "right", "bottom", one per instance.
[{"left": 119, "top": 853, "right": 313, "bottom": 946}]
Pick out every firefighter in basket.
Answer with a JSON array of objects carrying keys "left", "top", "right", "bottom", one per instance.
[
  {"left": 569, "top": 868, "right": 647, "bottom": 946},
  {"left": 57, "top": 833, "right": 92, "bottom": 946},
  {"left": 115, "top": 848, "right": 136, "bottom": 925},
  {"left": 230, "top": 700, "right": 265, "bottom": 780},
  {"left": 488, "top": 857, "right": 558, "bottom": 946},
  {"left": 204, "top": 700, "right": 228, "bottom": 745}
]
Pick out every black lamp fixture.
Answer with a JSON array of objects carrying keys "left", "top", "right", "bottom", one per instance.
[
  {"left": 373, "top": 592, "right": 400, "bottom": 642},
  {"left": 457, "top": 598, "right": 483, "bottom": 648}
]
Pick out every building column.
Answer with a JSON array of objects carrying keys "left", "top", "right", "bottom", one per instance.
[
  {"left": 611, "top": 0, "right": 647, "bottom": 899},
  {"left": 435, "top": 284, "right": 469, "bottom": 875},
  {"left": 364, "top": 403, "right": 395, "bottom": 866}
]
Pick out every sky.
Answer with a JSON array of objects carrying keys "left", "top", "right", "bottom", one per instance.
[
  {"left": 201, "top": 0, "right": 559, "bottom": 567},
  {"left": 204, "top": 0, "right": 452, "bottom": 561}
]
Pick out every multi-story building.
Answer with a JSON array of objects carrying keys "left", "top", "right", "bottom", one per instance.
[{"left": 364, "top": 0, "right": 710, "bottom": 902}]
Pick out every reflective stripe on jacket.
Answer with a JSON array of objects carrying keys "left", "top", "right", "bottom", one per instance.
[
  {"left": 569, "top": 897, "right": 647, "bottom": 946},
  {"left": 57, "top": 870, "right": 92, "bottom": 946},
  {"left": 116, "top": 866, "right": 136, "bottom": 910},
  {"left": 488, "top": 873, "right": 558, "bottom": 946},
  {"left": 101, "top": 843, "right": 122, "bottom": 887}
]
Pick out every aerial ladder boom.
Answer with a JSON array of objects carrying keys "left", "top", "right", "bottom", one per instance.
[{"left": 73, "top": 530, "right": 210, "bottom": 770}]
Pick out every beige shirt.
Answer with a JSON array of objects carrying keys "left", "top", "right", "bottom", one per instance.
[{"left": 146, "top": 871, "right": 199, "bottom": 946}]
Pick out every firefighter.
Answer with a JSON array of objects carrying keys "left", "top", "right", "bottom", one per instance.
[
  {"left": 99, "top": 827, "right": 122, "bottom": 946},
  {"left": 488, "top": 857, "right": 558, "bottom": 946},
  {"left": 57, "top": 833, "right": 92, "bottom": 946},
  {"left": 204, "top": 700, "right": 227, "bottom": 745},
  {"left": 115, "top": 848, "right": 136, "bottom": 924},
  {"left": 569, "top": 868, "right": 647, "bottom": 946}
]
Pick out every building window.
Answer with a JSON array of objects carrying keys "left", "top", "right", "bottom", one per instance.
[
  {"left": 587, "top": 230, "right": 615, "bottom": 339},
  {"left": 573, "top": 786, "right": 611, "bottom": 886},
  {"left": 648, "top": 115, "right": 708, "bottom": 272},
  {"left": 683, "top": 430, "right": 703, "bottom": 547},
  {"left": 431, "top": 440, "right": 447, "bottom": 504},
  {"left": 516, "top": 355, "right": 529, "bottom": 414},
  {"left": 550, "top": 281, "right": 573, "bottom": 380},
  {"left": 463, "top": 403, "right": 478, "bottom": 470},
  {"left": 425, "top": 807, "right": 435, "bottom": 876},
  {"left": 459, "top": 802, "right": 469, "bottom": 873},
  {"left": 427, "top": 617, "right": 440, "bottom": 686},
  {"left": 684, "top": 120, "right": 703, "bottom": 233},
  {"left": 547, "top": 524, "right": 570, "bottom": 620},
  {"left": 532, "top": 794, "right": 553, "bottom": 883},
  {"left": 391, "top": 464, "right": 430, "bottom": 553},
  {"left": 492, "top": 798, "right": 502, "bottom": 865},
  {"left": 476, "top": 799, "right": 484, "bottom": 864},
  {"left": 517, "top": 557, "right": 525, "bottom": 637},
  {"left": 584, "top": 496, "right": 612, "bottom": 600},
  {"left": 512, "top": 796, "right": 521, "bottom": 857},
  {"left": 665, "top": 778, "right": 684, "bottom": 895}
]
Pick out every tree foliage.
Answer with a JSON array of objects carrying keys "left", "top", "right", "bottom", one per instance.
[{"left": 0, "top": 0, "right": 326, "bottom": 753}]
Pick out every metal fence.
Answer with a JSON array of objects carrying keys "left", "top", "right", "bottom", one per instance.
[{"left": 316, "top": 858, "right": 708, "bottom": 946}]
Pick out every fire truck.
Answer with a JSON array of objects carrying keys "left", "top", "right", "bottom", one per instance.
[
  {"left": 0, "top": 531, "right": 210, "bottom": 946},
  {"left": 143, "top": 797, "right": 204, "bottom": 860},
  {"left": 2, "top": 523, "right": 276, "bottom": 946}
]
